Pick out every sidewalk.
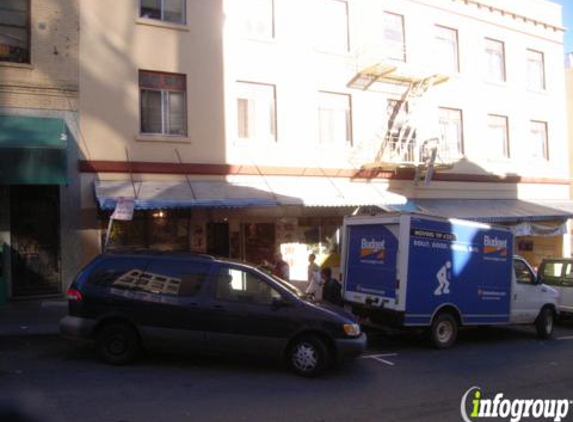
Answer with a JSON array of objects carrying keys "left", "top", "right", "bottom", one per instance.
[{"left": 0, "top": 297, "right": 67, "bottom": 336}]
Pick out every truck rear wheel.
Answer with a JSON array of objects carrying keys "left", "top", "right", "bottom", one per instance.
[
  {"left": 535, "top": 307, "right": 554, "bottom": 339},
  {"left": 430, "top": 313, "right": 458, "bottom": 349}
]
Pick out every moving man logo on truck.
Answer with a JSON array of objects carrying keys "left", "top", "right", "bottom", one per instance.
[
  {"left": 483, "top": 235, "right": 508, "bottom": 257},
  {"left": 360, "top": 238, "right": 386, "bottom": 260}
]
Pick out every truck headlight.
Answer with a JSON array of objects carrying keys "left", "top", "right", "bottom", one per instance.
[{"left": 343, "top": 323, "right": 361, "bottom": 337}]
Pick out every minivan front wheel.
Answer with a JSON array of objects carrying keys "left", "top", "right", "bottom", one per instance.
[
  {"left": 96, "top": 322, "right": 140, "bottom": 365},
  {"left": 287, "top": 335, "right": 329, "bottom": 377}
]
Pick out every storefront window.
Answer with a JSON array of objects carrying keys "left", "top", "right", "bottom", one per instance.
[{"left": 102, "top": 210, "right": 189, "bottom": 251}]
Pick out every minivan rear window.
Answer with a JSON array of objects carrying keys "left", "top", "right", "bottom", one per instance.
[{"left": 89, "top": 257, "right": 150, "bottom": 290}]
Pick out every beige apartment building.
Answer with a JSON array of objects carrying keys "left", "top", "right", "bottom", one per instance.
[
  {"left": 0, "top": 0, "right": 81, "bottom": 298},
  {"left": 74, "top": 0, "right": 573, "bottom": 285}
]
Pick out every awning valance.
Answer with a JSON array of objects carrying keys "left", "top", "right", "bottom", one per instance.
[
  {"left": 0, "top": 115, "right": 70, "bottom": 185},
  {"left": 415, "top": 199, "right": 573, "bottom": 224},
  {"left": 94, "top": 178, "right": 411, "bottom": 210}
]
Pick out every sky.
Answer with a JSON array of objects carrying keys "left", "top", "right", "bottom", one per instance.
[{"left": 553, "top": 0, "right": 573, "bottom": 53}]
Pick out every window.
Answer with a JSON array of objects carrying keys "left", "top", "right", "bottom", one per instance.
[
  {"left": 435, "top": 26, "right": 459, "bottom": 73},
  {"left": 315, "top": 0, "right": 349, "bottom": 52},
  {"left": 143, "top": 259, "right": 210, "bottom": 296},
  {"left": 514, "top": 260, "right": 535, "bottom": 285},
  {"left": 216, "top": 266, "right": 281, "bottom": 305},
  {"left": 0, "top": 0, "right": 30, "bottom": 63},
  {"left": 236, "top": 81, "right": 276, "bottom": 142},
  {"left": 139, "top": 70, "right": 187, "bottom": 136},
  {"left": 529, "top": 120, "right": 548, "bottom": 160},
  {"left": 384, "top": 12, "right": 405, "bottom": 62},
  {"left": 485, "top": 38, "right": 506, "bottom": 82},
  {"left": 318, "top": 91, "right": 352, "bottom": 146},
  {"left": 438, "top": 108, "right": 463, "bottom": 157},
  {"left": 487, "top": 114, "right": 509, "bottom": 159},
  {"left": 140, "top": 0, "right": 186, "bottom": 24},
  {"left": 88, "top": 257, "right": 149, "bottom": 291},
  {"left": 234, "top": 0, "right": 274, "bottom": 40},
  {"left": 527, "top": 49, "right": 545, "bottom": 91}
]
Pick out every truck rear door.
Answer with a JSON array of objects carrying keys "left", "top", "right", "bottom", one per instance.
[{"left": 343, "top": 221, "right": 400, "bottom": 305}]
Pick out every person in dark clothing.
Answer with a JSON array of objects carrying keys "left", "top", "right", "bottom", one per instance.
[{"left": 320, "top": 267, "right": 342, "bottom": 306}]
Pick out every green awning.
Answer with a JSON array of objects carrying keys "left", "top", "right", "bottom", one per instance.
[{"left": 0, "top": 115, "right": 70, "bottom": 184}]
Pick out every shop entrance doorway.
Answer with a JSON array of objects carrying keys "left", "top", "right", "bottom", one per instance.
[
  {"left": 207, "top": 222, "right": 230, "bottom": 257},
  {"left": 10, "top": 185, "right": 61, "bottom": 297}
]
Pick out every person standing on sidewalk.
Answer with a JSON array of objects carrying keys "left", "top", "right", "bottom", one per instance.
[{"left": 305, "top": 253, "right": 322, "bottom": 300}]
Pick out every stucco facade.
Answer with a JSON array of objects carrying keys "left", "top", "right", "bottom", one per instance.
[{"left": 75, "top": 0, "right": 571, "bottom": 283}]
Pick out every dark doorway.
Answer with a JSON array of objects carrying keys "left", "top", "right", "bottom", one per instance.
[
  {"left": 10, "top": 185, "right": 61, "bottom": 297},
  {"left": 207, "top": 222, "right": 230, "bottom": 257}
]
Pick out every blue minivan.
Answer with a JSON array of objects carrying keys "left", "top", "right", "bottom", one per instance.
[{"left": 60, "top": 251, "right": 366, "bottom": 377}]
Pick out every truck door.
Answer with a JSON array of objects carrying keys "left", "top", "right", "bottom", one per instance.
[
  {"left": 511, "top": 258, "right": 541, "bottom": 324},
  {"left": 343, "top": 223, "right": 399, "bottom": 304}
]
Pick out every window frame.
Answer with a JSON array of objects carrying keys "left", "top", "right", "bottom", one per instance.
[
  {"left": 485, "top": 38, "right": 506, "bottom": 83},
  {"left": 434, "top": 25, "right": 459, "bottom": 74},
  {"left": 235, "top": 80, "right": 277, "bottom": 143},
  {"left": 0, "top": 0, "right": 31, "bottom": 64},
  {"left": 139, "top": 70, "right": 188, "bottom": 137},
  {"left": 318, "top": 90, "right": 353, "bottom": 147},
  {"left": 526, "top": 49, "right": 545, "bottom": 91},
  {"left": 315, "top": 0, "right": 350, "bottom": 53},
  {"left": 139, "top": 0, "right": 187, "bottom": 25},
  {"left": 438, "top": 107, "right": 464, "bottom": 157},
  {"left": 235, "top": 0, "right": 275, "bottom": 41},
  {"left": 529, "top": 120, "right": 549, "bottom": 161},
  {"left": 486, "top": 114, "right": 510, "bottom": 159},
  {"left": 384, "top": 11, "right": 406, "bottom": 62}
]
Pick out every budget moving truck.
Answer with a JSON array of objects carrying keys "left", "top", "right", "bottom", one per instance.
[{"left": 341, "top": 213, "right": 559, "bottom": 348}]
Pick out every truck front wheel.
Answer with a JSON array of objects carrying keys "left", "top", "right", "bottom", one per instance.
[
  {"left": 430, "top": 313, "right": 458, "bottom": 349},
  {"left": 535, "top": 307, "right": 554, "bottom": 339}
]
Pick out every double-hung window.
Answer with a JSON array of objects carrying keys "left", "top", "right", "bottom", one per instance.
[
  {"left": 234, "top": 0, "right": 274, "bottom": 40},
  {"left": 435, "top": 26, "right": 459, "bottom": 74},
  {"left": 315, "top": 0, "right": 349, "bottom": 53},
  {"left": 527, "top": 49, "right": 545, "bottom": 91},
  {"left": 140, "top": 0, "right": 186, "bottom": 25},
  {"left": 318, "top": 91, "right": 352, "bottom": 146},
  {"left": 236, "top": 82, "right": 277, "bottom": 142},
  {"left": 438, "top": 108, "right": 463, "bottom": 158},
  {"left": 487, "top": 114, "right": 509, "bottom": 159},
  {"left": 529, "top": 120, "right": 548, "bottom": 160},
  {"left": 485, "top": 38, "right": 506, "bottom": 83},
  {"left": 384, "top": 12, "right": 406, "bottom": 62},
  {"left": 0, "top": 0, "right": 30, "bottom": 63},
  {"left": 140, "top": 70, "right": 187, "bottom": 137}
]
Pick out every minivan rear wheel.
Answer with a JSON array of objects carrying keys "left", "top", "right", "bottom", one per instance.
[
  {"left": 96, "top": 322, "right": 140, "bottom": 365},
  {"left": 287, "top": 335, "right": 329, "bottom": 378}
]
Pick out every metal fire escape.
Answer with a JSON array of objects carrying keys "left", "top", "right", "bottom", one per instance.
[{"left": 348, "top": 58, "right": 454, "bottom": 184}]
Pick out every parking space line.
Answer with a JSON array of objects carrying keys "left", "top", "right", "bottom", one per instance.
[
  {"left": 556, "top": 336, "right": 573, "bottom": 341},
  {"left": 361, "top": 353, "right": 398, "bottom": 366}
]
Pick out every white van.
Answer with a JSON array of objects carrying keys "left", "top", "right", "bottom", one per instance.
[{"left": 538, "top": 258, "right": 573, "bottom": 317}]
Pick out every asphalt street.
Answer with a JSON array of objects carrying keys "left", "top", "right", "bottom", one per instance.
[{"left": 2, "top": 322, "right": 573, "bottom": 422}]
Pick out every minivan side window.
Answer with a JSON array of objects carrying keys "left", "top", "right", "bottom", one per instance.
[
  {"left": 564, "top": 263, "right": 573, "bottom": 287},
  {"left": 216, "top": 266, "right": 281, "bottom": 304},
  {"left": 143, "top": 259, "right": 210, "bottom": 297},
  {"left": 89, "top": 257, "right": 149, "bottom": 290},
  {"left": 514, "top": 260, "right": 535, "bottom": 285}
]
